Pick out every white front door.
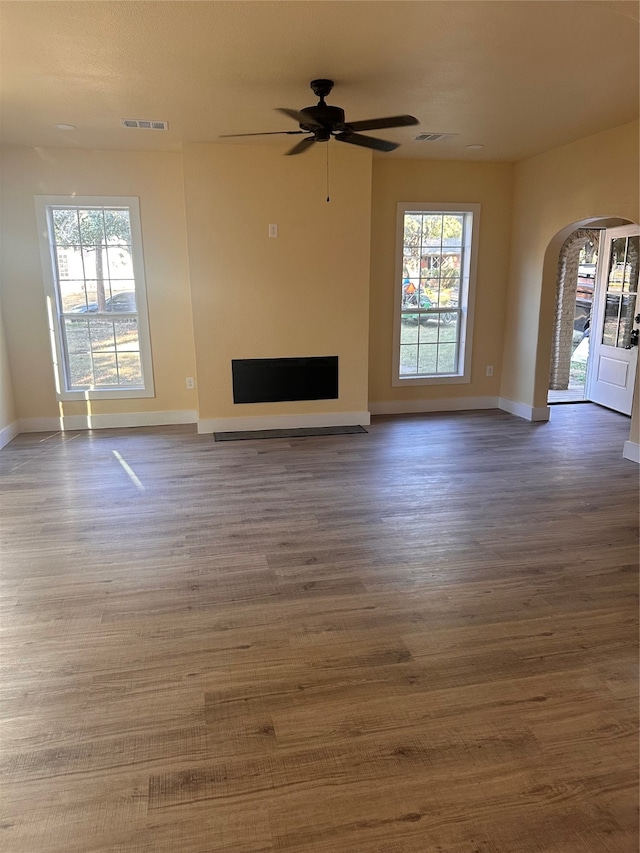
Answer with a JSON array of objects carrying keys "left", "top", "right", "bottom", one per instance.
[{"left": 586, "top": 225, "right": 639, "bottom": 415}]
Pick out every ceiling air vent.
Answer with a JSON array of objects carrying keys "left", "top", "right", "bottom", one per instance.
[
  {"left": 121, "top": 119, "right": 169, "bottom": 130},
  {"left": 415, "top": 132, "right": 458, "bottom": 142}
]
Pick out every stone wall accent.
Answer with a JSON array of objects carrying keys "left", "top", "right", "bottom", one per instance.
[{"left": 549, "top": 229, "right": 600, "bottom": 390}]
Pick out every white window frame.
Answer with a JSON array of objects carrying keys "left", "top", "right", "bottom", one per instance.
[
  {"left": 35, "top": 195, "right": 155, "bottom": 400},
  {"left": 392, "top": 202, "right": 480, "bottom": 386}
]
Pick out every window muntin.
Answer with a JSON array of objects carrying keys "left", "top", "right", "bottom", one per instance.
[
  {"left": 36, "top": 197, "right": 154, "bottom": 400},
  {"left": 394, "top": 204, "right": 479, "bottom": 384}
]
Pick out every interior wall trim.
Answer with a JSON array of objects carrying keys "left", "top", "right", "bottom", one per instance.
[
  {"left": 197, "top": 410, "right": 371, "bottom": 434},
  {"left": 623, "top": 440, "right": 640, "bottom": 463},
  {"left": 369, "top": 396, "right": 499, "bottom": 415},
  {"left": 498, "top": 397, "right": 550, "bottom": 422},
  {"left": 0, "top": 420, "right": 20, "bottom": 449},
  {"left": 18, "top": 410, "right": 198, "bottom": 433}
]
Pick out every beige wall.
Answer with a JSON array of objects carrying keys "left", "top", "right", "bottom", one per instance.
[
  {"left": 0, "top": 147, "right": 196, "bottom": 423},
  {"left": 0, "top": 295, "right": 17, "bottom": 436},
  {"left": 2, "top": 124, "right": 638, "bottom": 438},
  {"left": 182, "top": 143, "right": 372, "bottom": 423},
  {"left": 501, "top": 121, "right": 640, "bottom": 410},
  {"left": 368, "top": 159, "right": 514, "bottom": 404}
]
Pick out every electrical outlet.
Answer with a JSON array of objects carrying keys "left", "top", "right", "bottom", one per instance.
[
  {"left": 486, "top": 365, "right": 494, "bottom": 377},
  {"left": 268, "top": 224, "right": 278, "bottom": 238},
  {"left": 186, "top": 377, "right": 195, "bottom": 390}
]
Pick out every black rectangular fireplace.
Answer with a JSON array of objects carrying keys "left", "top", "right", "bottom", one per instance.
[{"left": 232, "top": 356, "right": 339, "bottom": 404}]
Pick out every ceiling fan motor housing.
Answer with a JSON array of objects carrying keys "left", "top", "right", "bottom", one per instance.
[{"left": 300, "top": 104, "right": 346, "bottom": 137}]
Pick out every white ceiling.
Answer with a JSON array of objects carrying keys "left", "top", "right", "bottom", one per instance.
[{"left": 1, "top": 1, "right": 638, "bottom": 161}]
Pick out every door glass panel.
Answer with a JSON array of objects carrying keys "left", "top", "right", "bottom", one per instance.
[
  {"left": 617, "top": 295, "right": 637, "bottom": 348},
  {"left": 623, "top": 235, "right": 639, "bottom": 293},
  {"left": 602, "top": 295, "right": 620, "bottom": 346},
  {"left": 607, "top": 237, "right": 626, "bottom": 292}
]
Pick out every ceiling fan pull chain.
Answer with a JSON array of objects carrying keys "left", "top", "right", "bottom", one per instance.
[{"left": 326, "top": 142, "right": 330, "bottom": 203}]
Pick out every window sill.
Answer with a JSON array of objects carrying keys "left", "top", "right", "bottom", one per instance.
[
  {"left": 392, "top": 374, "right": 471, "bottom": 387},
  {"left": 57, "top": 387, "right": 155, "bottom": 402}
]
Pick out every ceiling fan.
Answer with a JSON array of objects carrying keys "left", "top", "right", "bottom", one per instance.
[{"left": 220, "top": 79, "right": 419, "bottom": 155}]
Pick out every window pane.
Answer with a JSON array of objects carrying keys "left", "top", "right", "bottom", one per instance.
[
  {"left": 80, "top": 246, "right": 101, "bottom": 280},
  {"left": 438, "top": 314, "right": 459, "bottom": 341},
  {"left": 403, "top": 249, "right": 420, "bottom": 281},
  {"left": 113, "top": 318, "right": 139, "bottom": 352},
  {"left": 623, "top": 236, "right": 638, "bottom": 293},
  {"left": 437, "top": 343, "right": 457, "bottom": 373},
  {"left": 116, "top": 352, "right": 143, "bottom": 385},
  {"left": 89, "top": 319, "right": 116, "bottom": 352},
  {"left": 106, "top": 286, "right": 137, "bottom": 313},
  {"left": 422, "top": 215, "right": 443, "bottom": 247},
  {"left": 68, "top": 352, "right": 93, "bottom": 387},
  {"left": 439, "top": 278, "right": 460, "bottom": 306},
  {"left": 52, "top": 209, "right": 80, "bottom": 244},
  {"left": 602, "top": 296, "right": 619, "bottom": 346},
  {"left": 93, "top": 353, "right": 118, "bottom": 385},
  {"left": 418, "top": 314, "right": 438, "bottom": 343},
  {"left": 440, "top": 252, "right": 461, "bottom": 278},
  {"left": 55, "top": 248, "right": 71, "bottom": 280},
  {"left": 402, "top": 281, "right": 420, "bottom": 310},
  {"left": 60, "top": 282, "right": 89, "bottom": 313},
  {"left": 78, "top": 209, "right": 106, "bottom": 245},
  {"left": 421, "top": 282, "right": 439, "bottom": 305},
  {"left": 418, "top": 344, "right": 438, "bottom": 374},
  {"left": 107, "top": 246, "right": 134, "bottom": 280},
  {"left": 400, "top": 315, "right": 419, "bottom": 343},
  {"left": 607, "top": 238, "right": 626, "bottom": 291},
  {"left": 400, "top": 345, "right": 418, "bottom": 374},
  {"left": 103, "top": 209, "right": 132, "bottom": 244},
  {"left": 64, "top": 318, "right": 91, "bottom": 353},
  {"left": 442, "top": 215, "right": 463, "bottom": 246},
  {"left": 418, "top": 285, "right": 434, "bottom": 309},
  {"left": 403, "top": 214, "right": 422, "bottom": 247},
  {"left": 617, "top": 295, "right": 637, "bottom": 348}
]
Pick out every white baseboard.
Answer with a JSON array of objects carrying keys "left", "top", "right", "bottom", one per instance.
[
  {"left": 368, "top": 396, "right": 499, "bottom": 416},
  {"left": 198, "top": 410, "right": 371, "bottom": 435},
  {"left": 18, "top": 410, "right": 198, "bottom": 433},
  {"left": 499, "top": 397, "right": 550, "bottom": 422},
  {"left": 623, "top": 440, "right": 640, "bottom": 463},
  {"left": 0, "top": 419, "right": 20, "bottom": 449}
]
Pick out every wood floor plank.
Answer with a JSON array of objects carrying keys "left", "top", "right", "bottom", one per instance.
[{"left": 0, "top": 405, "right": 637, "bottom": 851}]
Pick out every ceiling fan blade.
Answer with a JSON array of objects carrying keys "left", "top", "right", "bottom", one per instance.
[
  {"left": 335, "top": 132, "right": 399, "bottom": 152},
  {"left": 345, "top": 115, "right": 419, "bottom": 132},
  {"left": 219, "top": 130, "right": 305, "bottom": 137},
  {"left": 285, "top": 136, "right": 317, "bottom": 156},
  {"left": 276, "top": 107, "right": 323, "bottom": 129}
]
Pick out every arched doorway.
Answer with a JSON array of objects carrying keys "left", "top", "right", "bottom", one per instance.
[
  {"left": 548, "top": 228, "right": 601, "bottom": 401},
  {"left": 540, "top": 216, "right": 638, "bottom": 411}
]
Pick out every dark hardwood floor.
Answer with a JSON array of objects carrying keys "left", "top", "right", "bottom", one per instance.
[{"left": 1, "top": 404, "right": 638, "bottom": 852}]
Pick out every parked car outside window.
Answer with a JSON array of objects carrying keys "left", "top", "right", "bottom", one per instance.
[{"left": 70, "top": 291, "right": 137, "bottom": 313}]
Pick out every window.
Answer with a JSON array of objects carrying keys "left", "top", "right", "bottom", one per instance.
[
  {"left": 393, "top": 203, "right": 480, "bottom": 385},
  {"left": 35, "top": 196, "right": 154, "bottom": 399}
]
